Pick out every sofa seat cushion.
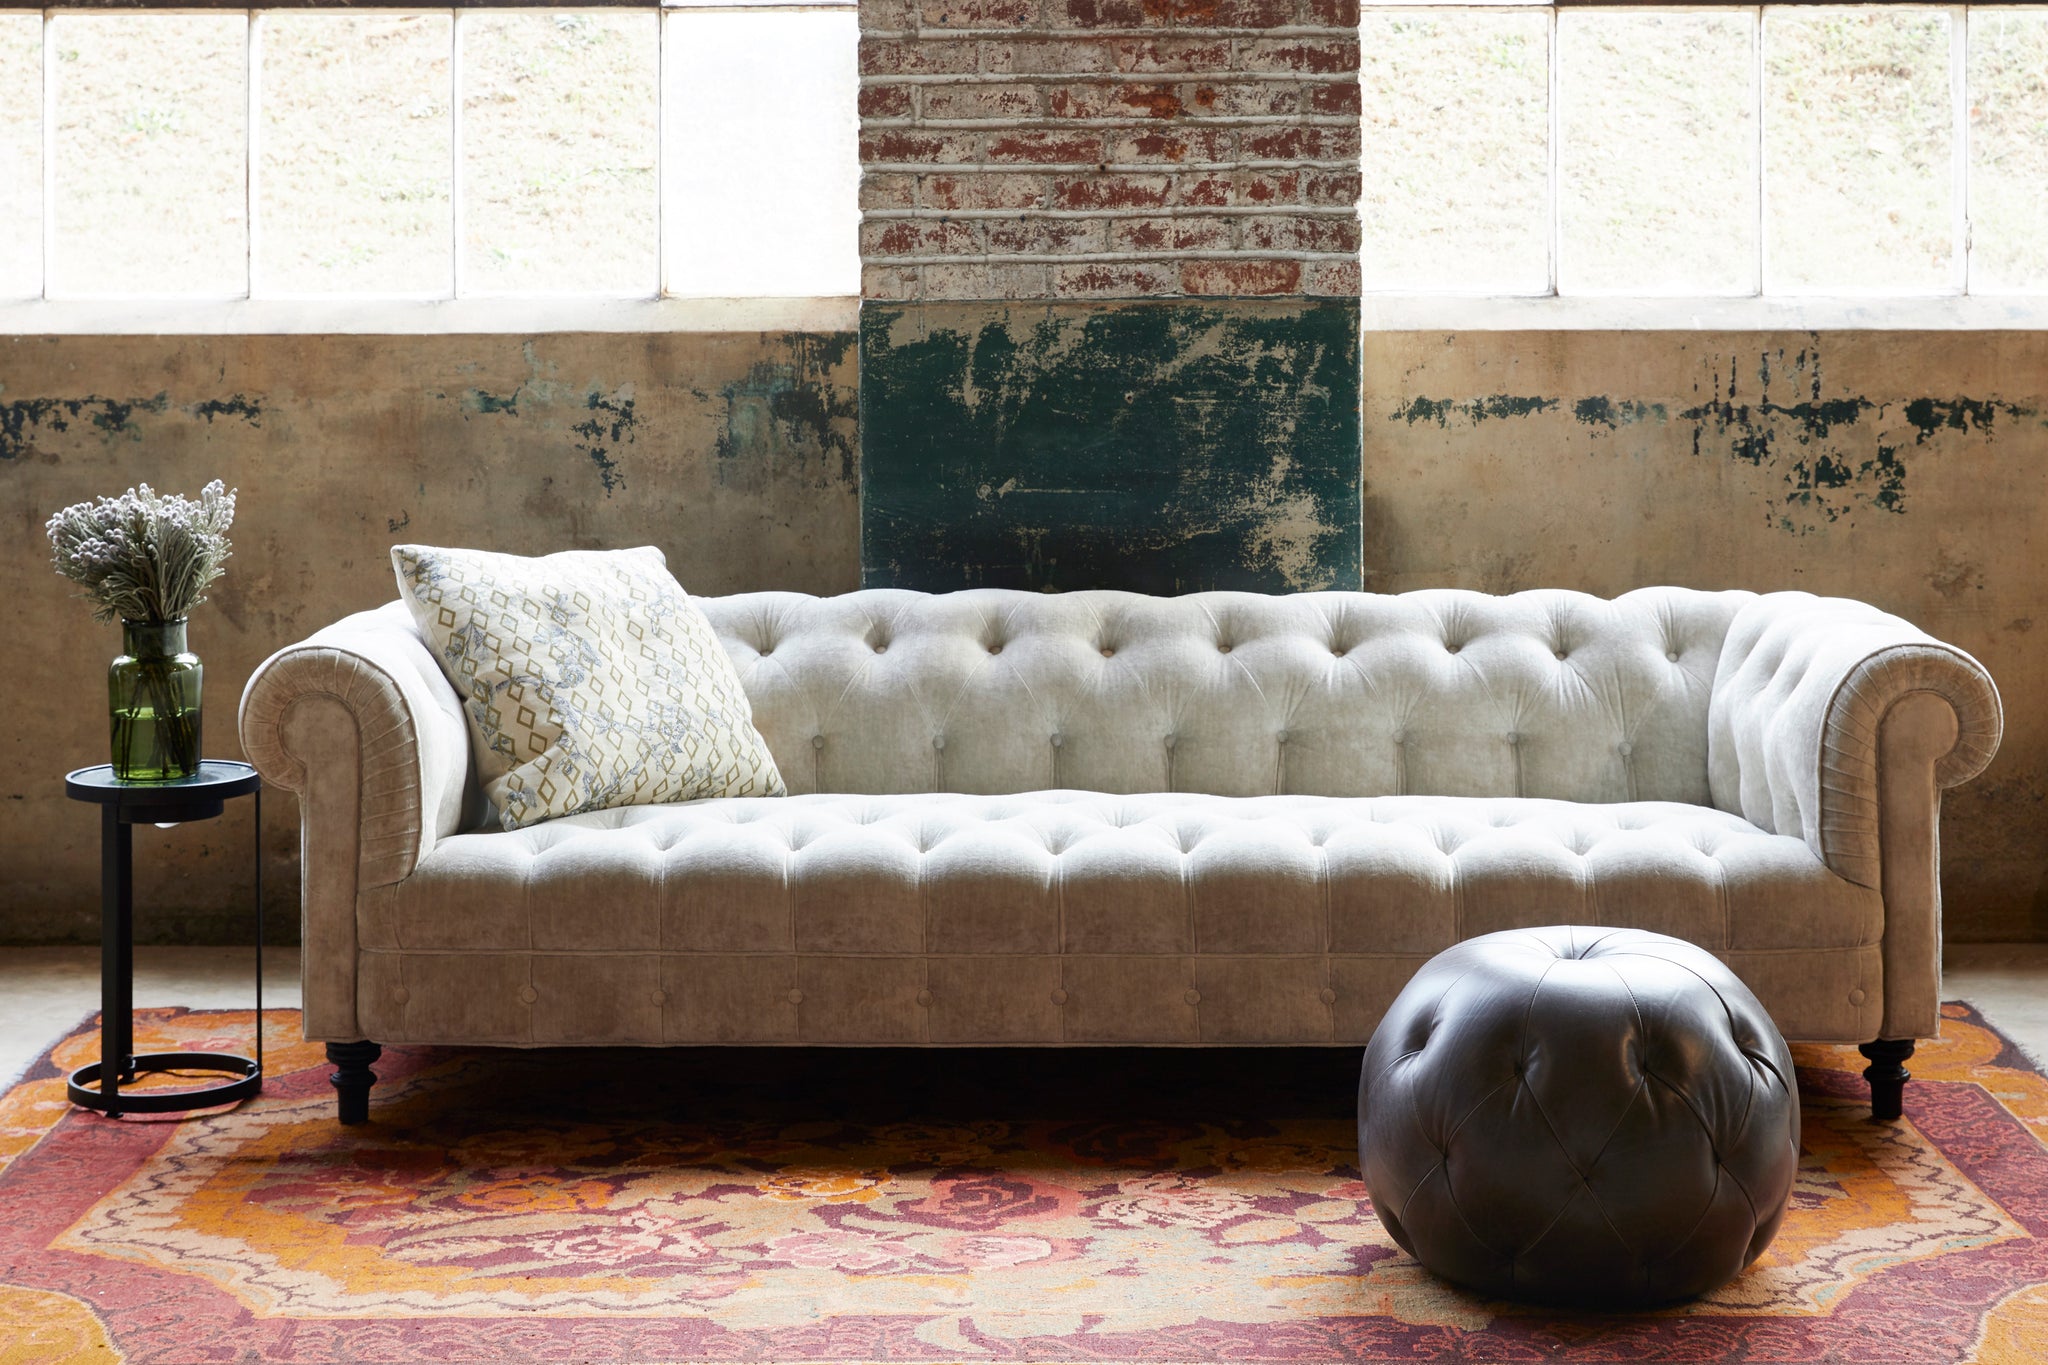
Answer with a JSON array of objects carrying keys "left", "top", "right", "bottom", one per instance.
[{"left": 365, "top": 791, "right": 1877, "bottom": 961}]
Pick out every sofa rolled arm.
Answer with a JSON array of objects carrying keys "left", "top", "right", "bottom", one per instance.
[
  {"left": 1709, "top": 592, "right": 2002, "bottom": 888},
  {"left": 238, "top": 601, "right": 475, "bottom": 1038}
]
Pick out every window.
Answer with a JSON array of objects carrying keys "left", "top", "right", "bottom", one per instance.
[
  {"left": 0, "top": 4, "right": 860, "bottom": 301},
  {"left": 1362, "top": 4, "right": 2048, "bottom": 298}
]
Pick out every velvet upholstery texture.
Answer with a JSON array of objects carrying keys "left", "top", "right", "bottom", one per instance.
[{"left": 239, "top": 587, "right": 2002, "bottom": 1049}]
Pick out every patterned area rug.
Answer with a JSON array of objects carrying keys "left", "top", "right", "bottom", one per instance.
[{"left": 3, "top": 1003, "right": 2048, "bottom": 1364}]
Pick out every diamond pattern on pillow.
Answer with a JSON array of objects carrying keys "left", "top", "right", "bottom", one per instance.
[{"left": 392, "top": 544, "right": 784, "bottom": 830}]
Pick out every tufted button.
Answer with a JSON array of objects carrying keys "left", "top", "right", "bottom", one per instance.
[
  {"left": 1849, "top": 988, "right": 1867, "bottom": 1006},
  {"left": 1276, "top": 729, "right": 1289, "bottom": 744},
  {"left": 1050, "top": 988, "right": 1069, "bottom": 1006},
  {"left": 933, "top": 735, "right": 946, "bottom": 751},
  {"left": 1617, "top": 740, "right": 1634, "bottom": 756},
  {"left": 1555, "top": 649, "right": 1568, "bottom": 660},
  {"left": 1184, "top": 989, "right": 1203, "bottom": 1007},
  {"left": 916, "top": 988, "right": 934, "bottom": 1008},
  {"left": 1332, "top": 648, "right": 1347, "bottom": 658},
  {"left": 1446, "top": 640, "right": 1462, "bottom": 654},
  {"left": 811, "top": 734, "right": 826, "bottom": 750},
  {"left": 874, "top": 643, "right": 889, "bottom": 654},
  {"left": 1100, "top": 646, "right": 1116, "bottom": 658},
  {"left": 1505, "top": 731, "right": 1521, "bottom": 745},
  {"left": 517, "top": 984, "right": 538, "bottom": 1004},
  {"left": 1050, "top": 733, "right": 1064, "bottom": 748},
  {"left": 1163, "top": 733, "right": 1177, "bottom": 750},
  {"left": 1319, "top": 986, "right": 1338, "bottom": 1005},
  {"left": 988, "top": 643, "right": 1003, "bottom": 655},
  {"left": 760, "top": 647, "right": 774, "bottom": 658},
  {"left": 1667, "top": 650, "right": 1681, "bottom": 662},
  {"left": 1391, "top": 729, "right": 1406, "bottom": 744},
  {"left": 651, "top": 988, "right": 669, "bottom": 1004},
  {"left": 787, "top": 988, "right": 805, "bottom": 1006},
  {"left": 392, "top": 986, "right": 410, "bottom": 1005},
  {"left": 1218, "top": 642, "right": 1233, "bottom": 654}
]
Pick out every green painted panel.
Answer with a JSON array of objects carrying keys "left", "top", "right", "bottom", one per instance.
[{"left": 860, "top": 299, "right": 1362, "bottom": 594}]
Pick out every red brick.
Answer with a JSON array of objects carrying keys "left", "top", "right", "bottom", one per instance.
[
  {"left": 861, "top": 130, "right": 979, "bottom": 164},
  {"left": 1300, "top": 0, "right": 1360, "bottom": 25},
  {"left": 1110, "top": 216, "right": 1235, "bottom": 252},
  {"left": 863, "top": 0, "right": 919, "bottom": 27},
  {"left": 1301, "top": 171, "right": 1361, "bottom": 206},
  {"left": 1048, "top": 81, "right": 1186, "bottom": 120},
  {"left": 1215, "top": 0, "right": 1295, "bottom": 23},
  {"left": 922, "top": 83, "right": 1040, "bottom": 120},
  {"left": 1171, "top": 173, "right": 1232, "bottom": 207},
  {"left": 986, "top": 130, "right": 1107, "bottom": 164},
  {"left": 1240, "top": 214, "right": 1361, "bottom": 253},
  {"left": 921, "top": 0, "right": 1040, "bottom": 27},
  {"left": 1302, "top": 259, "right": 1361, "bottom": 296},
  {"left": 1306, "top": 79, "right": 1361, "bottom": 116},
  {"left": 1107, "top": 127, "right": 1232, "bottom": 164},
  {"left": 862, "top": 219, "right": 982, "bottom": 256},
  {"left": 1171, "top": 178, "right": 1228, "bottom": 209},
  {"left": 859, "top": 84, "right": 914, "bottom": 120},
  {"left": 1141, "top": 0, "right": 1217, "bottom": 22},
  {"left": 982, "top": 39, "right": 1115, "bottom": 75},
  {"left": 986, "top": 217, "right": 1110, "bottom": 253},
  {"left": 860, "top": 172, "right": 920, "bottom": 211},
  {"left": 1048, "top": 0, "right": 1146, "bottom": 25},
  {"left": 1180, "top": 258, "right": 1302, "bottom": 295},
  {"left": 924, "top": 262, "right": 1053, "bottom": 299},
  {"left": 1186, "top": 81, "right": 1297, "bottom": 117},
  {"left": 924, "top": 173, "right": 1050, "bottom": 211},
  {"left": 1113, "top": 38, "right": 1233, "bottom": 73},
  {"left": 1242, "top": 125, "right": 1358, "bottom": 161},
  {"left": 860, "top": 37, "right": 979, "bottom": 76},
  {"left": 1050, "top": 173, "right": 1174, "bottom": 209},
  {"left": 1235, "top": 170, "right": 1300, "bottom": 205},
  {"left": 863, "top": 263, "right": 922, "bottom": 300},
  {"left": 1236, "top": 39, "right": 1360, "bottom": 76},
  {"left": 1051, "top": 261, "right": 1180, "bottom": 297}
]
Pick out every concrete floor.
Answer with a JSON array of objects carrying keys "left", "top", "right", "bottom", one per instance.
[{"left": 1, "top": 943, "right": 2044, "bottom": 1090}]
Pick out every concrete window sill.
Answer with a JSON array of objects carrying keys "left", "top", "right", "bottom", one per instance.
[
  {"left": 0, "top": 296, "right": 861, "bottom": 336},
  {"left": 1360, "top": 296, "right": 2048, "bottom": 332}
]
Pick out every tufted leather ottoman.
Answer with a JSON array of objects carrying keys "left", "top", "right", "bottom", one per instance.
[{"left": 1357, "top": 926, "right": 1800, "bottom": 1306}]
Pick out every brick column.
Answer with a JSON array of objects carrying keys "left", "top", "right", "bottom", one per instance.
[{"left": 857, "top": 0, "right": 1363, "bottom": 592}]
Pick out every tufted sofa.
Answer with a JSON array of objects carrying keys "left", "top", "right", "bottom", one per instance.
[{"left": 240, "top": 587, "right": 2001, "bottom": 1121}]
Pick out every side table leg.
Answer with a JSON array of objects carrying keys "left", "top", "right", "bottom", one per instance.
[
  {"left": 101, "top": 806, "right": 133, "bottom": 1118},
  {"left": 1860, "top": 1039, "right": 1915, "bottom": 1121},
  {"left": 327, "top": 1042, "right": 382, "bottom": 1125}
]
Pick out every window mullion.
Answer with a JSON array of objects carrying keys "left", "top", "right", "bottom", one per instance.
[
  {"left": 1547, "top": 3, "right": 1559, "bottom": 298},
  {"left": 451, "top": 8, "right": 464, "bottom": 299},
  {"left": 1952, "top": 3, "right": 1970, "bottom": 295},
  {"left": 1753, "top": 4, "right": 1766, "bottom": 298},
  {"left": 246, "top": 10, "right": 259, "bottom": 299},
  {"left": 40, "top": 9, "right": 52, "bottom": 301}
]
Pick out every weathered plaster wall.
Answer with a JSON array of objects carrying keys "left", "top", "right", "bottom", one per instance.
[
  {"left": 862, "top": 298, "right": 1362, "bottom": 591},
  {"left": 1, "top": 331, "right": 860, "bottom": 944},
  {"left": 1362, "top": 329, "right": 2048, "bottom": 942}
]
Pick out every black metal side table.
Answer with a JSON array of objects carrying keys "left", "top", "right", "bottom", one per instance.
[{"left": 63, "top": 761, "right": 264, "bottom": 1117}]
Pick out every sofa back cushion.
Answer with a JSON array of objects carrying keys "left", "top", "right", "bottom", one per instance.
[{"left": 696, "top": 586, "right": 1756, "bottom": 803}]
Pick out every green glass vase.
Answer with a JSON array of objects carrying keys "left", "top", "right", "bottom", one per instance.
[{"left": 109, "top": 619, "right": 203, "bottom": 782}]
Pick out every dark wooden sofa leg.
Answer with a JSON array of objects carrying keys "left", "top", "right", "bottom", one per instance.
[
  {"left": 327, "top": 1041, "right": 383, "bottom": 1125},
  {"left": 1859, "top": 1039, "right": 1914, "bottom": 1121}
]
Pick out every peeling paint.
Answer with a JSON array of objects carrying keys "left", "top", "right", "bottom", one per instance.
[
  {"left": 862, "top": 299, "right": 1360, "bottom": 594},
  {"left": 1902, "top": 396, "right": 2038, "bottom": 444},
  {"left": 1573, "top": 397, "right": 1667, "bottom": 428},
  {"left": 571, "top": 391, "right": 635, "bottom": 496},
  {"left": 0, "top": 391, "right": 260, "bottom": 461},
  {"left": 714, "top": 334, "right": 860, "bottom": 493},
  {"left": 1393, "top": 394, "right": 1559, "bottom": 426}
]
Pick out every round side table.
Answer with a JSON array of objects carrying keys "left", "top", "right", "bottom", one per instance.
[{"left": 64, "top": 761, "right": 264, "bottom": 1117}]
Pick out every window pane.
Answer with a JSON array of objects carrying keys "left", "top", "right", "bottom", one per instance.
[
  {"left": 1558, "top": 11, "right": 1756, "bottom": 295},
  {"left": 1764, "top": 7, "right": 1955, "bottom": 294},
  {"left": 259, "top": 13, "right": 452, "bottom": 296},
  {"left": 459, "top": 10, "right": 657, "bottom": 295},
  {"left": 50, "top": 15, "right": 246, "bottom": 297},
  {"left": 1970, "top": 9, "right": 2048, "bottom": 293},
  {"left": 663, "top": 12, "right": 858, "bottom": 298},
  {"left": 1360, "top": 9, "right": 1549, "bottom": 293},
  {"left": 0, "top": 14, "right": 38, "bottom": 299}
]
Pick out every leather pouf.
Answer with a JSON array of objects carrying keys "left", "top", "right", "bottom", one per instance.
[{"left": 1357, "top": 926, "right": 1800, "bottom": 1306}]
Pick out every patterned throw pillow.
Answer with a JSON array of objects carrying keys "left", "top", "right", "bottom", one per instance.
[{"left": 391, "top": 544, "right": 784, "bottom": 830}]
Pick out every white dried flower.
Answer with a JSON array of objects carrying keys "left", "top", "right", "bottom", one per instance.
[{"left": 47, "top": 480, "right": 237, "bottom": 623}]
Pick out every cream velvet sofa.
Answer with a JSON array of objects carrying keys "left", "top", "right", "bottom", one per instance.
[{"left": 240, "top": 587, "right": 2002, "bottom": 1123}]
